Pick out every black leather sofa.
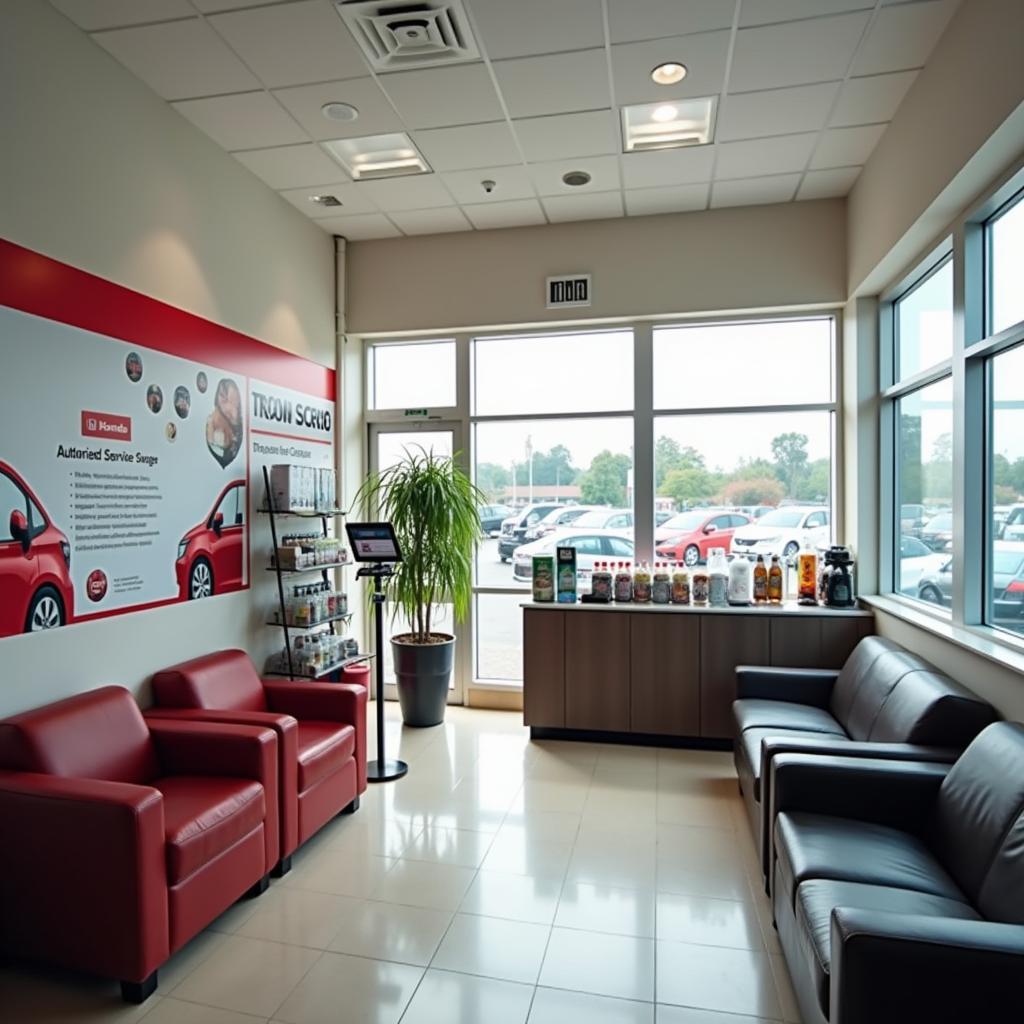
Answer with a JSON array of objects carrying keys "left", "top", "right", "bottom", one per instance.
[
  {"left": 767, "top": 722, "right": 1024, "bottom": 1024},
  {"left": 733, "top": 635, "right": 997, "bottom": 881}
]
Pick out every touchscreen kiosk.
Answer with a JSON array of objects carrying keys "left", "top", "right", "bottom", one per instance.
[{"left": 345, "top": 522, "right": 402, "bottom": 563}]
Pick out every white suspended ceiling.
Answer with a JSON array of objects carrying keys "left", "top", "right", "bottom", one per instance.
[{"left": 50, "top": 0, "right": 960, "bottom": 239}]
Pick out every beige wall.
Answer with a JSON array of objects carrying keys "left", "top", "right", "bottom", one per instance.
[
  {"left": 0, "top": 0, "right": 335, "bottom": 716},
  {"left": 347, "top": 199, "right": 846, "bottom": 335}
]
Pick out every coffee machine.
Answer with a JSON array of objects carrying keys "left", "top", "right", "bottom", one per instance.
[{"left": 822, "top": 546, "right": 855, "bottom": 608}]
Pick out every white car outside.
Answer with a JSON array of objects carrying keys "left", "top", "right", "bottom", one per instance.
[
  {"left": 512, "top": 527, "right": 635, "bottom": 585},
  {"left": 523, "top": 504, "right": 600, "bottom": 542},
  {"left": 1003, "top": 504, "right": 1024, "bottom": 542},
  {"left": 897, "top": 535, "right": 950, "bottom": 594},
  {"left": 730, "top": 505, "right": 830, "bottom": 558}
]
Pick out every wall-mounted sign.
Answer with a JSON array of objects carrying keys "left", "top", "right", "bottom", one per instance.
[{"left": 546, "top": 274, "right": 591, "bottom": 309}]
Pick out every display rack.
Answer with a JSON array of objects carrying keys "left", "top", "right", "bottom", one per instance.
[{"left": 261, "top": 464, "right": 371, "bottom": 681}]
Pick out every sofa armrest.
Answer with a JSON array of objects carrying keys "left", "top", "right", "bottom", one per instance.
[
  {"left": 831, "top": 909, "right": 1024, "bottom": 1024},
  {"left": 735, "top": 666, "right": 839, "bottom": 707},
  {"left": 264, "top": 682, "right": 368, "bottom": 793},
  {"left": 0, "top": 771, "right": 168, "bottom": 983}
]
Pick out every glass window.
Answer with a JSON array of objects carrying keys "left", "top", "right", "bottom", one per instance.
[
  {"left": 652, "top": 318, "right": 833, "bottom": 410},
  {"left": 989, "top": 192, "right": 1024, "bottom": 334},
  {"left": 896, "top": 377, "right": 954, "bottom": 601},
  {"left": 370, "top": 340, "right": 456, "bottom": 410},
  {"left": 988, "top": 342, "right": 1024, "bottom": 637},
  {"left": 895, "top": 259, "right": 953, "bottom": 380},
  {"left": 607, "top": 537, "right": 634, "bottom": 557},
  {"left": 473, "top": 330, "right": 633, "bottom": 416},
  {"left": 0, "top": 472, "right": 28, "bottom": 542},
  {"left": 474, "top": 593, "right": 523, "bottom": 683}
]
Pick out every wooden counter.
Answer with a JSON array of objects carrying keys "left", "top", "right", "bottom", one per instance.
[{"left": 522, "top": 601, "right": 874, "bottom": 745}]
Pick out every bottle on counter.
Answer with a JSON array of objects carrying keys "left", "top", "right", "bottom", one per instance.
[
  {"left": 797, "top": 542, "right": 819, "bottom": 606},
  {"left": 614, "top": 562, "right": 633, "bottom": 602},
  {"left": 768, "top": 554, "right": 784, "bottom": 604},
  {"left": 727, "top": 554, "right": 752, "bottom": 606},
  {"left": 633, "top": 560, "right": 652, "bottom": 603},
  {"left": 592, "top": 561, "right": 613, "bottom": 602},
  {"left": 708, "top": 548, "right": 729, "bottom": 607},
  {"left": 671, "top": 563, "right": 690, "bottom": 605},
  {"left": 691, "top": 565, "right": 710, "bottom": 606},
  {"left": 753, "top": 554, "right": 769, "bottom": 603},
  {"left": 652, "top": 562, "right": 671, "bottom": 604}
]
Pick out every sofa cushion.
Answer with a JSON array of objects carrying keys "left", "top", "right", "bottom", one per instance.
[
  {"left": 839, "top": 650, "right": 922, "bottom": 740},
  {"left": 157, "top": 775, "right": 265, "bottom": 884},
  {"left": 796, "top": 879, "right": 979, "bottom": 1018},
  {"left": 828, "top": 636, "right": 903, "bottom": 726},
  {"left": 775, "top": 811, "right": 965, "bottom": 910},
  {"left": 151, "top": 650, "right": 267, "bottom": 713},
  {"left": 740, "top": 728, "right": 850, "bottom": 802},
  {"left": 733, "top": 699, "right": 847, "bottom": 737},
  {"left": 296, "top": 722, "right": 355, "bottom": 793}
]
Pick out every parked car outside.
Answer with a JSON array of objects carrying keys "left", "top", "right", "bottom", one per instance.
[
  {"left": 655, "top": 510, "right": 674, "bottom": 526},
  {"left": 478, "top": 503, "right": 513, "bottom": 535},
  {"left": 176, "top": 480, "right": 246, "bottom": 600},
  {"left": 920, "top": 511, "right": 954, "bottom": 551},
  {"left": 897, "top": 535, "right": 949, "bottom": 595},
  {"left": 512, "top": 528, "right": 635, "bottom": 585},
  {"left": 733, "top": 505, "right": 775, "bottom": 521},
  {"left": 1002, "top": 504, "right": 1024, "bottom": 542},
  {"left": 0, "top": 461, "right": 74, "bottom": 635},
  {"left": 729, "top": 505, "right": 830, "bottom": 559},
  {"left": 655, "top": 509, "right": 750, "bottom": 566},
  {"left": 523, "top": 504, "right": 594, "bottom": 542},
  {"left": 569, "top": 508, "right": 634, "bottom": 531},
  {"left": 900, "top": 503, "right": 928, "bottom": 538},
  {"left": 498, "top": 502, "right": 565, "bottom": 561},
  {"left": 917, "top": 541, "right": 1024, "bottom": 630}
]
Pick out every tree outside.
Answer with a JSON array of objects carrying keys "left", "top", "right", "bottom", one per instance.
[{"left": 579, "top": 450, "right": 631, "bottom": 506}]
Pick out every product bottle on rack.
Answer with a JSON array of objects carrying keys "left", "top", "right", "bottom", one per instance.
[
  {"left": 768, "top": 554, "right": 784, "bottom": 603},
  {"left": 753, "top": 554, "right": 769, "bottom": 603},
  {"left": 797, "top": 541, "right": 819, "bottom": 606}
]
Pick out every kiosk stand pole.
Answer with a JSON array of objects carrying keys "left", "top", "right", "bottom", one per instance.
[{"left": 363, "top": 564, "right": 408, "bottom": 783}]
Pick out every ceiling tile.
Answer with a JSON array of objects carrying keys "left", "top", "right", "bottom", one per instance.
[
  {"left": 624, "top": 182, "right": 710, "bottom": 215},
  {"left": 513, "top": 110, "right": 618, "bottom": 162},
  {"left": 542, "top": 191, "right": 624, "bottom": 223},
  {"left": 273, "top": 78, "right": 402, "bottom": 140},
  {"left": 378, "top": 64, "right": 505, "bottom": 129},
  {"left": 831, "top": 70, "right": 918, "bottom": 126},
  {"left": 208, "top": 0, "right": 368, "bottom": 88},
  {"left": 414, "top": 122, "right": 521, "bottom": 172},
  {"left": 467, "top": 0, "right": 604, "bottom": 59},
  {"left": 234, "top": 143, "right": 345, "bottom": 189},
  {"left": 50, "top": 0, "right": 194, "bottom": 30},
  {"left": 718, "top": 82, "right": 839, "bottom": 141},
  {"left": 716, "top": 132, "right": 818, "bottom": 180},
  {"left": 278, "top": 182, "right": 378, "bottom": 217},
  {"left": 729, "top": 12, "right": 870, "bottom": 92},
  {"left": 388, "top": 208, "right": 474, "bottom": 235},
  {"left": 810, "top": 123, "right": 886, "bottom": 168},
  {"left": 851, "top": 0, "right": 959, "bottom": 76},
  {"left": 621, "top": 146, "right": 715, "bottom": 189},
  {"left": 492, "top": 49, "right": 610, "bottom": 119},
  {"left": 607, "top": 0, "right": 734, "bottom": 44},
  {"left": 739, "top": 0, "right": 873, "bottom": 27},
  {"left": 610, "top": 31, "right": 731, "bottom": 106},
  {"left": 441, "top": 166, "right": 535, "bottom": 204},
  {"left": 172, "top": 92, "right": 307, "bottom": 151},
  {"left": 314, "top": 213, "right": 401, "bottom": 239},
  {"left": 528, "top": 156, "right": 621, "bottom": 197},
  {"left": 191, "top": 0, "right": 281, "bottom": 10},
  {"left": 710, "top": 173, "right": 801, "bottom": 207},
  {"left": 355, "top": 174, "right": 455, "bottom": 212},
  {"left": 797, "top": 166, "right": 862, "bottom": 200},
  {"left": 91, "top": 19, "right": 260, "bottom": 99},
  {"left": 463, "top": 199, "right": 546, "bottom": 230}
]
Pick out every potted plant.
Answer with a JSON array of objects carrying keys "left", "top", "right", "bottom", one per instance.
[{"left": 355, "top": 447, "right": 481, "bottom": 726}]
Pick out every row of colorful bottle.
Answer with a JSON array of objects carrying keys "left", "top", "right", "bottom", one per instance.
[
  {"left": 273, "top": 582, "right": 348, "bottom": 627},
  {"left": 275, "top": 533, "right": 346, "bottom": 569},
  {"left": 275, "top": 632, "right": 360, "bottom": 676}
]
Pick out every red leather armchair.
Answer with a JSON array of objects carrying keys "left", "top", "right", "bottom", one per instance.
[
  {"left": 0, "top": 686, "right": 278, "bottom": 1003},
  {"left": 147, "top": 649, "right": 367, "bottom": 873}
]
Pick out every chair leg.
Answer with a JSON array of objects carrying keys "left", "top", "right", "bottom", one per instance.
[
  {"left": 245, "top": 874, "right": 270, "bottom": 898},
  {"left": 121, "top": 971, "right": 158, "bottom": 1004},
  {"left": 341, "top": 796, "right": 360, "bottom": 815},
  {"left": 271, "top": 855, "right": 293, "bottom": 878}
]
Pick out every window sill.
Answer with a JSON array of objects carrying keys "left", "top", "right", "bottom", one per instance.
[{"left": 860, "top": 594, "right": 1024, "bottom": 675}]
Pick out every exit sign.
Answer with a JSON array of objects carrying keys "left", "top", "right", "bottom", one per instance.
[
  {"left": 546, "top": 274, "right": 591, "bottom": 309},
  {"left": 403, "top": 408, "right": 428, "bottom": 418}
]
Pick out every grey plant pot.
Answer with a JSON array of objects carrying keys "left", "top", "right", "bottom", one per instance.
[{"left": 391, "top": 634, "right": 455, "bottom": 727}]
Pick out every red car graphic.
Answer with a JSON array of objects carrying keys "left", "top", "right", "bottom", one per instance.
[
  {"left": 176, "top": 480, "right": 247, "bottom": 600},
  {"left": 0, "top": 461, "right": 75, "bottom": 636}
]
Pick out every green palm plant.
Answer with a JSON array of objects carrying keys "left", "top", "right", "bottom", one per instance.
[{"left": 354, "top": 446, "right": 482, "bottom": 644}]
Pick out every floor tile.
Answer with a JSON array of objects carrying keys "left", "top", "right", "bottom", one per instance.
[
  {"left": 272, "top": 951, "right": 422, "bottom": 1024},
  {"left": 400, "top": 969, "right": 534, "bottom": 1024},
  {"left": 172, "top": 935, "right": 321, "bottom": 1018},
  {"left": 319, "top": 815, "right": 423, "bottom": 858},
  {"left": 656, "top": 941, "right": 782, "bottom": 1019},
  {"left": 481, "top": 832, "right": 574, "bottom": 879},
  {"left": 655, "top": 1005, "right": 778, "bottom": 1023},
  {"left": 656, "top": 857, "right": 754, "bottom": 903},
  {"left": 539, "top": 927, "right": 655, "bottom": 1002},
  {"left": 284, "top": 848, "right": 396, "bottom": 898},
  {"left": 159, "top": 929, "right": 229, "bottom": 993},
  {"left": 498, "top": 810, "right": 582, "bottom": 844},
  {"left": 529, "top": 987, "right": 655, "bottom": 1023},
  {"left": 141, "top": 1000, "right": 265, "bottom": 1023},
  {"left": 460, "top": 870, "right": 563, "bottom": 924},
  {"left": 566, "top": 847, "right": 657, "bottom": 890},
  {"left": 325, "top": 899, "right": 451, "bottom": 966},
  {"left": 555, "top": 881, "right": 656, "bottom": 938},
  {"left": 402, "top": 825, "right": 495, "bottom": 867},
  {"left": 370, "top": 858, "right": 477, "bottom": 911},
  {"left": 656, "top": 893, "right": 764, "bottom": 950},
  {"left": 0, "top": 964, "right": 158, "bottom": 1024},
  {"left": 431, "top": 913, "right": 551, "bottom": 984},
  {"left": 236, "top": 888, "right": 354, "bottom": 949},
  {"left": 770, "top": 953, "right": 803, "bottom": 1023}
]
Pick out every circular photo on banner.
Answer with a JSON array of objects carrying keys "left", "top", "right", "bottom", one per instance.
[
  {"left": 166, "top": 422, "right": 177, "bottom": 442},
  {"left": 206, "top": 377, "right": 243, "bottom": 469},
  {"left": 125, "top": 352, "right": 143, "bottom": 383},
  {"left": 86, "top": 569, "right": 108, "bottom": 603},
  {"left": 196, "top": 371, "right": 208, "bottom": 394},
  {"left": 146, "top": 385, "right": 163, "bottom": 414},
  {"left": 174, "top": 386, "right": 191, "bottom": 419}
]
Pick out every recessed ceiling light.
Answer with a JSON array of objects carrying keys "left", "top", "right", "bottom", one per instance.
[
  {"left": 321, "top": 102, "right": 359, "bottom": 122},
  {"left": 562, "top": 170, "right": 592, "bottom": 187},
  {"left": 621, "top": 97, "right": 717, "bottom": 152},
  {"left": 651, "top": 62, "right": 687, "bottom": 86},
  {"left": 309, "top": 194, "right": 342, "bottom": 207},
  {"left": 322, "top": 132, "right": 431, "bottom": 180}
]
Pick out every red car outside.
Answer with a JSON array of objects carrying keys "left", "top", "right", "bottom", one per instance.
[
  {"left": 176, "top": 480, "right": 247, "bottom": 600},
  {"left": 654, "top": 508, "right": 751, "bottom": 566},
  {"left": 0, "top": 461, "right": 74, "bottom": 636}
]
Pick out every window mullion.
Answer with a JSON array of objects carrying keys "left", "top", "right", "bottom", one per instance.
[{"left": 633, "top": 322, "right": 654, "bottom": 564}]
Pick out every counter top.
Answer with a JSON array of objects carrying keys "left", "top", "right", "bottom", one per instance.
[{"left": 521, "top": 600, "right": 872, "bottom": 618}]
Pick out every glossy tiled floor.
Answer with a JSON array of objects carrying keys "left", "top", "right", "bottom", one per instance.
[{"left": 0, "top": 704, "right": 802, "bottom": 1024}]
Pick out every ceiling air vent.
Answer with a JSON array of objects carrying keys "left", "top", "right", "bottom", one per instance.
[{"left": 335, "top": 0, "right": 480, "bottom": 72}]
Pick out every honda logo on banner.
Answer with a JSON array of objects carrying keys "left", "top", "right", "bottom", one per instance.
[{"left": 81, "top": 410, "right": 132, "bottom": 441}]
